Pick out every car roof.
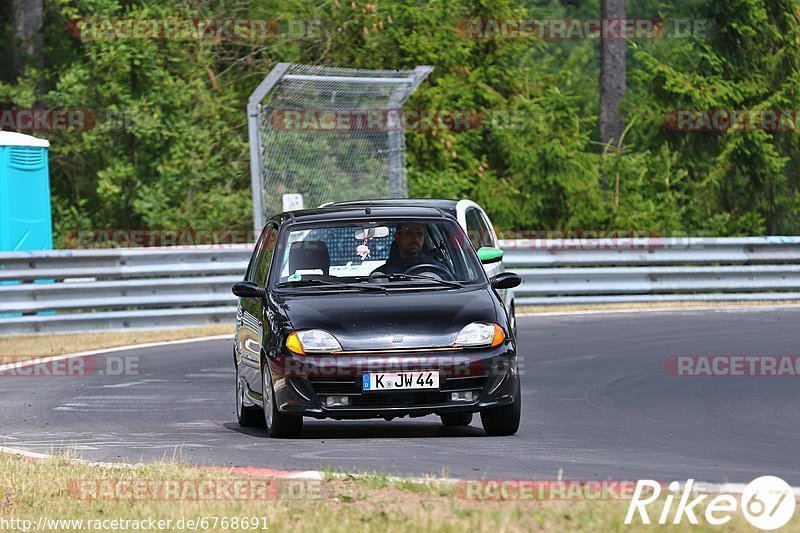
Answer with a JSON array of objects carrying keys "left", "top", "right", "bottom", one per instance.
[
  {"left": 271, "top": 205, "right": 452, "bottom": 225},
  {"left": 328, "top": 198, "right": 459, "bottom": 215}
]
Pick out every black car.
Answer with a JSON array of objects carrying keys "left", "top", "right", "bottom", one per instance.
[
  {"left": 232, "top": 205, "right": 522, "bottom": 438},
  {"left": 324, "top": 199, "right": 518, "bottom": 336}
]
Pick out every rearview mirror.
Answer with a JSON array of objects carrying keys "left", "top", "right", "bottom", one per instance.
[
  {"left": 491, "top": 272, "right": 521, "bottom": 290},
  {"left": 232, "top": 281, "right": 266, "bottom": 298},
  {"left": 355, "top": 226, "right": 390, "bottom": 240},
  {"left": 477, "top": 247, "right": 504, "bottom": 264}
]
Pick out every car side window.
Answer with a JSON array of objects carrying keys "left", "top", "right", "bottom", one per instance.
[
  {"left": 466, "top": 208, "right": 494, "bottom": 249},
  {"left": 255, "top": 225, "right": 278, "bottom": 285},
  {"left": 477, "top": 211, "right": 495, "bottom": 248},
  {"left": 465, "top": 209, "right": 482, "bottom": 250},
  {"left": 244, "top": 230, "right": 267, "bottom": 282}
]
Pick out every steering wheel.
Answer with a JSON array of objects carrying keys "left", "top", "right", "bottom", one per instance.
[{"left": 404, "top": 262, "right": 455, "bottom": 281}]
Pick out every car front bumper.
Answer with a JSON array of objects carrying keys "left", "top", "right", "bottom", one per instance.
[{"left": 266, "top": 345, "right": 520, "bottom": 419}]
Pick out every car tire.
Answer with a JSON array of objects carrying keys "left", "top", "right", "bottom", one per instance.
[
  {"left": 480, "top": 380, "right": 521, "bottom": 436},
  {"left": 235, "top": 363, "right": 264, "bottom": 427},
  {"left": 262, "top": 363, "right": 303, "bottom": 438},
  {"left": 440, "top": 412, "right": 473, "bottom": 426}
]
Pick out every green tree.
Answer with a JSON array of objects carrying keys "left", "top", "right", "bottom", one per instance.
[{"left": 630, "top": 0, "right": 800, "bottom": 235}]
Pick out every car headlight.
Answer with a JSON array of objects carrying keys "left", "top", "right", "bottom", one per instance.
[
  {"left": 455, "top": 322, "right": 505, "bottom": 348},
  {"left": 286, "top": 330, "right": 343, "bottom": 354}
]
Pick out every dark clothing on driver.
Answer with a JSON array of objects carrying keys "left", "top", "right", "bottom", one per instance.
[{"left": 373, "top": 242, "right": 449, "bottom": 276}]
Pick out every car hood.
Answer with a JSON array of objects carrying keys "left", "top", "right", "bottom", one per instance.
[{"left": 276, "top": 286, "right": 499, "bottom": 351}]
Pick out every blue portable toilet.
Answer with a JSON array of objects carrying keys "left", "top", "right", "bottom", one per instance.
[{"left": 0, "top": 131, "right": 53, "bottom": 251}]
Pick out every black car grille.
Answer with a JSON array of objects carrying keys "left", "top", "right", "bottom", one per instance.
[
  {"left": 441, "top": 375, "right": 488, "bottom": 391},
  {"left": 308, "top": 378, "right": 359, "bottom": 395}
]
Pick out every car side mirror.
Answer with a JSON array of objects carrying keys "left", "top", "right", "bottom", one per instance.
[
  {"left": 477, "top": 247, "right": 504, "bottom": 264},
  {"left": 491, "top": 272, "right": 521, "bottom": 290},
  {"left": 232, "top": 281, "right": 266, "bottom": 298}
]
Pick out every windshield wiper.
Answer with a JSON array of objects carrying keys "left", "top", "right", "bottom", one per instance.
[
  {"left": 384, "top": 273, "right": 463, "bottom": 288},
  {"left": 278, "top": 279, "right": 385, "bottom": 292}
]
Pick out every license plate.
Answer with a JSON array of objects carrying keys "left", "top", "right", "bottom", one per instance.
[{"left": 362, "top": 371, "right": 439, "bottom": 391}]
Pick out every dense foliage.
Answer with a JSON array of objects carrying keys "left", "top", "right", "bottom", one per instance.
[{"left": 1, "top": 0, "right": 799, "bottom": 245}]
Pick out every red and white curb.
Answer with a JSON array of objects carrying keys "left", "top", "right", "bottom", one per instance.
[
  {"left": 0, "top": 445, "right": 323, "bottom": 480},
  {"left": 4, "top": 444, "right": 798, "bottom": 495}
]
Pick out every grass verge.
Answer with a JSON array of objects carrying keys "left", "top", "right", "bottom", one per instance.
[
  {"left": 0, "top": 324, "right": 232, "bottom": 360},
  {"left": 0, "top": 454, "right": 788, "bottom": 532}
]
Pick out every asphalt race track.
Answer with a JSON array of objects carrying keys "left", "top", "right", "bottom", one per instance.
[{"left": 2, "top": 308, "right": 799, "bottom": 484}]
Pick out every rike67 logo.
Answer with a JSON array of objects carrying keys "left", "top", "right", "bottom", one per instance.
[{"left": 625, "top": 477, "right": 796, "bottom": 530}]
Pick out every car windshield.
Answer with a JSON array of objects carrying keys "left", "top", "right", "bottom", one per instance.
[{"left": 271, "top": 218, "right": 484, "bottom": 289}]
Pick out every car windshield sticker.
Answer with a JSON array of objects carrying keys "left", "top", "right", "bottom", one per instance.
[
  {"left": 287, "top": 273, "right": 302, "bottom": 281},
  {"left": 356, "top": 238, "right": 371, "bottom": 261}
]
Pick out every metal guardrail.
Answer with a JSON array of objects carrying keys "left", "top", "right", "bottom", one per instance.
[
  {"left": 1, "top": 237, "right": 800, "bottom": 334},
  {"left": 0, "top": 247, "right": 250, "bottom": 334},
  {"left": 503, "top": 236, "right": 800, "bottom": 306}
]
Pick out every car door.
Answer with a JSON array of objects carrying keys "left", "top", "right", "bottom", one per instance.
[{"left": 235, "top": 224, "right": 277, "bottom": 397}]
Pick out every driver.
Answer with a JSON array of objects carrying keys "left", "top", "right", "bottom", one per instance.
[{"left": 372, "top": 223, "right": 450, "bottom": 276}]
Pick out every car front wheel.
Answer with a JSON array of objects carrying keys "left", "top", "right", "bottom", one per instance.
[
  {"left": 480, "top": 380, "right": 521, "bottom": 436},
  {"left": 262, "top": 364, "right": 303, "bottom": 438}
]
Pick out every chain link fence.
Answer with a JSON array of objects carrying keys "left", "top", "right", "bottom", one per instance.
[{"left": 247, "top": 63, "right": 433, "bottom": 232}]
